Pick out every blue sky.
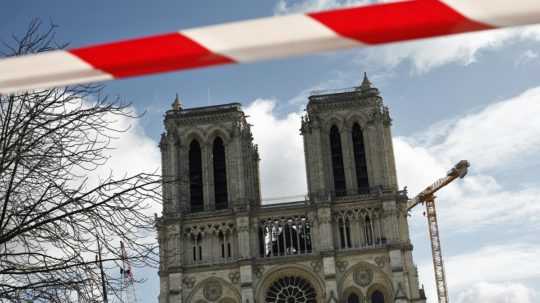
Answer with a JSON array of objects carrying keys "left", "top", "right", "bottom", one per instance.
[{"left": 3, "top": 0, "right": 540, "bottom": 302}]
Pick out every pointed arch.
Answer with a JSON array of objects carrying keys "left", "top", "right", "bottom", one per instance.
[
  {"left": 213, "top": 137, "right": 228, "bottom": 209},
  {"left": 371, "top": 290, "right": 385, "bottom": 303},
  {"left": 189, "top": 140, "right": 204, "bottom": 212},
  {"left": 330, "top": 125, "right": 346, "bottom": 196},
  {"left": 352, "top": 123, "right": 369, "bottom": 193}
]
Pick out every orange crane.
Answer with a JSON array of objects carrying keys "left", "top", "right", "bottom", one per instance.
[{"left": 407, "top": 160, "right": 470, "bottom": 303}]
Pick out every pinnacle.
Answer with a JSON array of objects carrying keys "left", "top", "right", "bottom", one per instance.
[
  {"left": 360, "top": 72, "right": 372, "bottom": 89},
  {"left": 171, "top": 93, "right": 182, "bottom": 111}
]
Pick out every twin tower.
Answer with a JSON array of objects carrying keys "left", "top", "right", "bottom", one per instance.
[{"left": 157, "top": 75, "right": 426, "bottom": 303}]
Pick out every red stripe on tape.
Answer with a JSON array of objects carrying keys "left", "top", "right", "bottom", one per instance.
[
  {"left": 70, "top": 33, "right": 234, "bottom": 78},
  {"left": 309, "top": 0, "right": 494, "bottom": 45}
]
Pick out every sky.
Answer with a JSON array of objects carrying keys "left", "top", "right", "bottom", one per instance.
[{"left": 2, "top": 0, "right": 540, "bottom": 302}]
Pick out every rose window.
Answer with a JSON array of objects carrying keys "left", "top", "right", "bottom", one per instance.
[{"left": 265, "top": 276, "right": 316, "bottom": 303}]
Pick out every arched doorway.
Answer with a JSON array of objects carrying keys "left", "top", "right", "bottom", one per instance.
[
  {"left": 347, "top": 292, "right": 361, "bottom": 303},
  {"left": 371, "top": 290, "right": 385, "bottom": 303}
]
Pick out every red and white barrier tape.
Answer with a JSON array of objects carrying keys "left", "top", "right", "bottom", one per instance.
[{"left": 1, "top": 0, "right": 539, "bottom": 94}]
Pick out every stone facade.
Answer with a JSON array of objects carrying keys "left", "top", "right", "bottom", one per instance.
[{"left": 156, "top": 76, "right": 427, "bottom": 303}]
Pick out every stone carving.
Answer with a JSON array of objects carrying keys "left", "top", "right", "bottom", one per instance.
[
  {"left": 254, "top": 265, "right": 264, "bottom": 278},
  {"left": 353, "top": 266, "right": 374, "bottom": 287},
  {"left": 374, "top": 255, "right": 390, "bottom": 268},
  {"left": 326, "top": 290, "right": 338, "bottom": 303},
  {"left": 182, "top": 276, "right": 196, "bottom": 288},
  {"left": 228, "top": 271, "right": 240, "bottom": 284},
  {"left": 237, "top": 225, "right": 249, "bottom": 233},
  {"left": 203, "top": 280, "right": 223, "bottom": 301},
  {"left": 336, "top": 260, "right": 348, "bottom": 272},
  {"left": 310, "top": 260, "right": 322, "bottom": 273}
]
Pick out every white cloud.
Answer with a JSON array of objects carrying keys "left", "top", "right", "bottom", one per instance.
[
  {"left": 431, "top": 87, "right": 540, "bottom": 171},
  {"left": 454, "top": 282, "right": 537, "bottom": 303},
  {"left": 274, "top": 0, "right": 371, "bottom": 15},
  {"left": 393, "top": 85, "right": 540, "bottom": 231},
  {"left": 418, "top": 244, "right": 540, "bottom": 303},
  {"left": 245, "top": 99, "right": 307, "bottom": 200},
  {"left": 362, "top": 28, "right": 530, "bottom": 73},
  {"left": 515, "top": 49, "right": 539, "bottom": 66},
  {"left": 102, "top": 109, "right": 161, "bottom": 177}
]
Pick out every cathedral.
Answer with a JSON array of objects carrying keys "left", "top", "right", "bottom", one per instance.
[{"left": 156, "top": 74, "right": 427, "bottom": 303}]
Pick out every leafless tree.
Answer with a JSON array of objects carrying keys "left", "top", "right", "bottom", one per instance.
[{"left": 0, "top": 20, "right": 161, "bottom": 302}]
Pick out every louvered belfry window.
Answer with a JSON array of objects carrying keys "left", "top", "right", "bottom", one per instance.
[
  {"left": 189, "top": 140, "right": 204, "bottom": 212},
  {"left": 213, "top": 137, "right": 228, "bottom": 209},
  {"left": 330, "top": 125, "right": 346, "bottom": 196},
  {"left": 352, "top": 123, "right": 369, "bottom": 193}
]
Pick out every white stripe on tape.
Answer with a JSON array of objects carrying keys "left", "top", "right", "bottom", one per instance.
[
  {"left": 0, "top": 50, "right": 112, "bottom": 94},
  {"left": 442, "top": 0, "right": 540, "bottom": 27},
  {"left": 182, "top": 14, "right": 362, "bottom": 62}
]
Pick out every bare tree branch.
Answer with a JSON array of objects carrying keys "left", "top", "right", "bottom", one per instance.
[{"left": 0, "top": 20, "right": 162, "bottom": 302}]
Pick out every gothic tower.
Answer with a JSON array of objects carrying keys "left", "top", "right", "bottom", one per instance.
[
  {"left": 157, "top": 76, "right": 426, "bottom": 303},
  {"left": 159, "top": 96, "right": 261, "bottom": 215}
]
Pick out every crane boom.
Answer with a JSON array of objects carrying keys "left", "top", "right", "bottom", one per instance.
[
  {"left": 407, "top": 160, "right": 469, "bottom": 211},
  {"left": 408, "top": 160, "right": 469, "bottom": 303}
]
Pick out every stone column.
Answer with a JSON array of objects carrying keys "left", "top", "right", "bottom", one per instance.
[
  {"left": 236, "top": 215, "right": 251, "bottom": 258},
  {"left": 240, "top": 264, "right": 254, "bottom": 303},
  {"left": 382, "top": 123, "right": 398, "bottom": 189},
  {"left": 168, "top": 272, "right": 183, "bottom": 303},
  {"left": 382, "top": 200, "right": 399, "bottom": 242},
  {"left": 364, "top": 123, "right": 382, "bottom": 189},
  {"left": 177, "top": 144, "right": 189, "bottom": 213},
  {"left": 160, "top": 135, "right": 173, "bottom": 214},
  {"left": 317, "top": 206, "right": 334, "bottom": 251},
  {"left": 322, "top": 255, "right": 338, "bottom": 303},
  {"left": 202, "top": 142, "right": 212, "bottom": 211}
]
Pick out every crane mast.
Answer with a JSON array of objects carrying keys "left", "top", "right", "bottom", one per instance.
[
  {"left": 408, "top": 160, "right": 469, "bottom": 303},
  {"left": 120, "top": 241, "right": 138, "bottom": 303}
]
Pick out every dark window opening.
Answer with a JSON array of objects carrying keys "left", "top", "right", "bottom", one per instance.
[
  {"left": 365, "top": 216, "right": 373, "bottom": 246},
  {"left": 192, "top": 246, "right": 196, "bottom": 261},
  {"left": 339, "top": 219, "right": 346, "bottom": 249},
  {"left": 259, "top": 217, "right": 312, "bottom": 257},
  {"left": 345, "top": 219, "right": 352, "bottom": 248},
  {"left": 213, "top": 137, "right": 228, "bottom": 209},
  {"left": 219, "top": 232, "right": 225, "bottom": 258},
  {"left": 347, "top": 293, "right": 360, "bottom": 303},
  {"left": 227, "top": 242, "right": 231, "bottom": 257},
  {"left": 352, "top": 123, "right": 369, "bottom": 194},
  {"left": 371, "top": 290, "right": 385, "bottom": 303},
  {"left": 330, "top": 125, "right": 346, "bottom": 196},
  {"left": 189, "top": 140, "right": 204, "bottom": 212},
  {"left": 198, "top": 246, "right": 202, "bottom": 260}
]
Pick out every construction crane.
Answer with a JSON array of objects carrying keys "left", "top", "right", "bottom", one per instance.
[
  {"left": 407, "top": 160, "right": 470, "bottom": 303},
  {"left": 120, "top": 241, "right": 138, "bottom": 303}
]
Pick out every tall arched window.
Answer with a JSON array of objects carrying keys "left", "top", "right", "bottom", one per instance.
[
  {"left": 352, "top": 123, "right": 369, "bottom": 193},
  {"left": 219, "top": 232, "right": 225, "bottom": 258},
  {"left": 365, "top": 216, "right": 373, "bottom": 246},
  {"left": 338, "top": 218, "right": 346, "bottom": 248},
  {"left": 371, "top": 290, "right": 385, "bottom": 303},
  {"left": 213, "top": 137, "right": 228, "bottom": 209},
  {"left": 345, "top": 218, "right": 352, "bottom": 248},
  {"left": 189, "top": 140, "right": 204, "bottom": 212},
  {"left": 347, "top": 293, "right": 360, "bottom": 303},
  {"left": 330, "top": 125, "right": 346, "bottom": 196}
]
